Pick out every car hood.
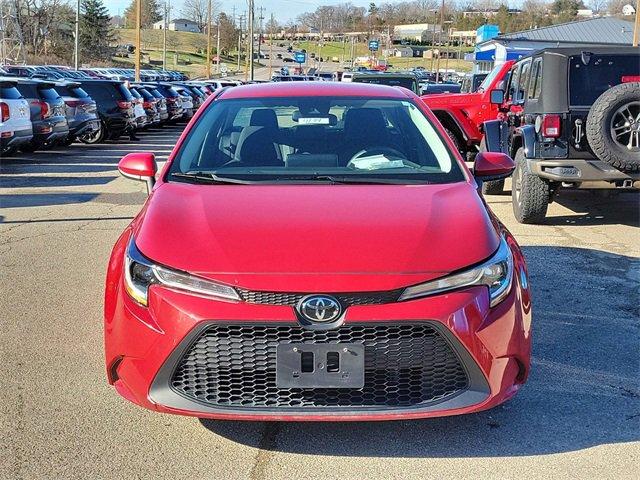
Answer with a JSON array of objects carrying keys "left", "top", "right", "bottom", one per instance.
[
  {"left": 135, "top": 182, "right": 499, "bottom": 292},
  {"left": 422, "top": 91, "right": 481, "bottom": 108}
]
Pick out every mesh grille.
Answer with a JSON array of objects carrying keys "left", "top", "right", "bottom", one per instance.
[
  {"left": 237, "top": 289, "right": 402, "bottom": 307},
  {"left": 170, "top": 323, "right": 469, "bottom": 409}
]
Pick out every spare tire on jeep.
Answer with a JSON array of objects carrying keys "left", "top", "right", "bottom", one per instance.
[{"left": 586, "top": 82, "right": 640, "bottom": 173}]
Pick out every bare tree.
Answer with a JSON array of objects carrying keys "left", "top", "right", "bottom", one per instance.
[{"left": 181, "top": 0, "right": 221, "bottom": 31}]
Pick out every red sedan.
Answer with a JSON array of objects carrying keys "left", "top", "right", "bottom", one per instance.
[{"left": 105, "top": 82, "right": 531, "bottom": 421}]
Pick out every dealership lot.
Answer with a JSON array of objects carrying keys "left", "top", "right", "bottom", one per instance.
[{"left": 1, "top": 126, "right": 638, "bottom": 479}]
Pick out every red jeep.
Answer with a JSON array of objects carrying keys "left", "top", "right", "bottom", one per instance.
[{"left": 422, "top": 61, "right": 515, "bottom": 160}]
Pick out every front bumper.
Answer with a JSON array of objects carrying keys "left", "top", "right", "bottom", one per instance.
[
  {"left": 105, "top": 239, "right": 532, "bottom": 421},
  {"left": 529, "top": 158, "right": 640, "bottom": 189}
]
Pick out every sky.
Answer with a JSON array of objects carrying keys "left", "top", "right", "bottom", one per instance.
[{"left": 107, "top": 0, "right": 391, "bottom": 22}]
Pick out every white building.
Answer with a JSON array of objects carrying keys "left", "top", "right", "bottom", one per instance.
[
  {"left": 622, "top": 4, "right": 636, "bottom": 15},
  {"left": 153, "top": 19, "right": 201, "bottom": 33},
  {"left": 393, "top": 24, "right": 442, "bottom": 43}
]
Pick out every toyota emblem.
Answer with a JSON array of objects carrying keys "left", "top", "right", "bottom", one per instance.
[{"left": 297, "top": 295, "right": 342, "bottom": 323}]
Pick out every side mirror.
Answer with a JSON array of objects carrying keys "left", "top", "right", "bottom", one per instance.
[
  {"left": 474, "top": 152, "right": 515, "bottom": 181},
  {"left": 118, "top": 152, "right": 157, "bottom": 194},
  {"left": 489, "top": 89, "right": 504, "bottom": 105}
]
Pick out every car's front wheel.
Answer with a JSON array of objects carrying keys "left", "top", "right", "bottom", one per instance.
[{"left": 512, "top": 148, "right": 550, "bottom": 224}]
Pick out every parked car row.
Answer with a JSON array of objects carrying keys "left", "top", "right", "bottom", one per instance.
[
  {"left": 1, "top": 75, "right": 237, "bottom": 155},
  {"left": 1, "top": 64, "right": 188, "bottom": 83}
]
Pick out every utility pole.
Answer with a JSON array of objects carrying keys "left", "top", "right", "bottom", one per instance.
[
  {"left": 435, "top": 0, "right": 444, "bottom": 83},
  {"left": 135, "top": 0, "right": 141, "bottom": 82},
  {"left": 74, "top": 0, "right": 80, "bottom": 70},
  {"left": 206, "top": 0, "right": 212, "bottom": 78},
  {"left": 163, "top": 1, "right": 169, "bottom": 70},
  {"left": 248, "top": 0, "right": 255, "bottom": 81}
]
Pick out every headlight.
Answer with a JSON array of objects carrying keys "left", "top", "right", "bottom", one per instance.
[
  {"left": 398, "top": 236, "right": 514, "bottom": 307},
  {"left": 124, "top": 237, "right": 240, "bottom": 306}
]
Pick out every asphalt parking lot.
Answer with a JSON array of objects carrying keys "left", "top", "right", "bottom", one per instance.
[{"left": 1, "top": 125, "right": 638, "bottom": 479}]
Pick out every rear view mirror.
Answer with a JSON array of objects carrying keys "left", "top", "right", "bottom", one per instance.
[
  {"left": 490, "top": 89, "right": 505, "bottom": 105},
  {"left": 118, "top": 152, "right": 157, "bottom": 194},
  {"left": 474, "top": 152, "right": 515, "bottom": 182}
]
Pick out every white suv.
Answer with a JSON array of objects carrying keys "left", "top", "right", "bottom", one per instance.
[{"left": 1, "top": 78, "right": 33, "bottom": 155}]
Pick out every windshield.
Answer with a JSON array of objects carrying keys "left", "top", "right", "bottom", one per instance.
[
  {"left": 569, "top": 54, "right": 640, "bottom": 106},
  {"left": 478, "top": 63, "right": 505, "bottom": 92},
  {"left": 168, "top": 96, "right": 464, "bottom": 185},
  {"left": 353, "top": 77, "right": 418, "bottom": 93}
]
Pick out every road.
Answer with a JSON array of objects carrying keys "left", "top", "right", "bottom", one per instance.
[{"left": 1, "top": 125, "right": 638, "bottom": 479}]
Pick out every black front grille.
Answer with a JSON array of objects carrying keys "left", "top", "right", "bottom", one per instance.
[
  {"left": 170, "top": 323, "right": 469, "bottom": 409},
  {"left": 237, "top": 289, "right": 403, "bottom": 307}
]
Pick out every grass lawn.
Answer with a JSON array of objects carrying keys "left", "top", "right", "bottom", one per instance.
[{"left": 113, "top": 28, "right": 242, "bottom": 77}]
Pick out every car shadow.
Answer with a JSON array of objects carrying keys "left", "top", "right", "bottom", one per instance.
[
  {"left": 486, "top": 187, "right": 639, "bottom": 227},
  {"left": 0, "top": 175, "right": 118, "bottom": 188},
  {"left": 200, "top": 246, "right": 639, "bottom": 457}
]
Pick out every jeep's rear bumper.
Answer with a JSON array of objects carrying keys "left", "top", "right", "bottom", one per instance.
[{"left": 528, "top": 159, "right": 640, "bottom": 189}]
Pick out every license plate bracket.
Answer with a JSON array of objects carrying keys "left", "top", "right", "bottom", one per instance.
[{"left": 276, "top": 343, "right": 365, "bottom": 389}]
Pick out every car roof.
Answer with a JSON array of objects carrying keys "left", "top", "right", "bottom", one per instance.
[
  {"left": 219, "top": 81, "right": 413, "bottom": 100},
  {"left": 515, "top": 45, "right": 640, "bottom": 65},
  {"left": 352, "top": 73, "right": 417, "bottom": 79}
]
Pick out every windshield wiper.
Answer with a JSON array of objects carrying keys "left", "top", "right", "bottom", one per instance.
[
  {"left": 170, "top": 172, "right": 255, "bottom": 184},
  {"left": 171, "top": 172, "right": 429, "bottom": 185},
  {"left": 271, "top": 175, "right": 429, "bottom": 185}
]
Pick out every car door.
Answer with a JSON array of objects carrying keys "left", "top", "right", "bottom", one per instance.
[{"left": 503, "top": 59, "right": 531, "bottom": 156}]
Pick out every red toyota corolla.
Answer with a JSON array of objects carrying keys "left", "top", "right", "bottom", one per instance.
[{"left": 105, "top": 82, "right": 531, "bottom": 421}]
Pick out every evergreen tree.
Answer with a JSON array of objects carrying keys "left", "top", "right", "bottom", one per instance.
[
  {"left": 79, "top": 0, "right": 114, "bottom": 62},
  {"left": 124, "top": 0, "right": 163, "bottom": 29}
]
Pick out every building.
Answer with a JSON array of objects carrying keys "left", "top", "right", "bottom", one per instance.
[
  {"left": 463, "top": 8, "right": 521, "bottom": 18},
  {"left": 449, "top": 30, "right": 477, "bottom": 46},
  {"left": 622, "top": 4, "right": 636, "bottom": 15},
  {"left": 576, "top": 9, "right": 594, "bottom": 17},
  {"left": 153, "top": 19, "right": 201, "bottom": 33},
  {"left": 393, "top": 23, "right": 442, "bottom": 43},
  {"left": 473, "top": 17, "right": 636, "bottom": 73},
  {"left": 476, "top": 24, "right": 500, "bottom": 44}
]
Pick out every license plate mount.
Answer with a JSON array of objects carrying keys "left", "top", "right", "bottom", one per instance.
[{"left": 276, "top": 343, "right": 365, "bottom": 389}]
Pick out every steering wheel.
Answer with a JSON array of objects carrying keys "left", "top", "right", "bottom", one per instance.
[{"left": 347, "top": 146, "right": 407, "bottom": 167}]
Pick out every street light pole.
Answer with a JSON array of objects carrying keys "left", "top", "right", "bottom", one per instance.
[
  {"left": 216, "top": 15, "right": 221, "bottom": 74},
  {"left": 633, "top": 0, "right": 639, "bottom": 47},
  {"left": 74, "top": 0, "right": 79, "bottom": 70},
  {"left": 134, "top": 0, "right": 141, "bottom": 82},
  {"left": 435, "top": 0, "right": 444, "bottom": 83}
]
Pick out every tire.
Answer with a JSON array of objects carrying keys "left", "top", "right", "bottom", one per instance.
[
  {"left": 478, "top": 138, "right": 506, "bottom": 195},
  {"left": 79, "top": 122, "right": 105, "bottom": 144},
  {"left": 586, "top": 82, "right": 640, "bottom": 172},
  {"left": 512, "top": 148, "right": 550, "bottom": 224},
  {"left": 1, "top": 146, "right": 17, "bottom": 156},
  {"left": 61, "top": 136, "right": 75, "bottom": 147},
  {"left": 444, "top": 128, "right": 464, "bottom": 155},
  {"left": 20, "top": 142, "right": 39, "bottom": 153}
]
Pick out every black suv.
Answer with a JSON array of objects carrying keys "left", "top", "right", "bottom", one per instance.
[
  {"left": 483, "top": 46, "right": 640, "bottom": 223},
  {"left": 77, "top": 79, "right": 135, "bottom": 143},
  {"left": 15, "top": 79, "right": 69, "bottom": 151}
]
